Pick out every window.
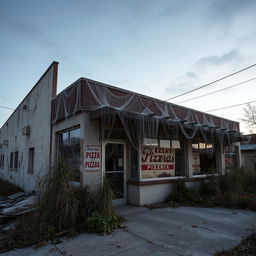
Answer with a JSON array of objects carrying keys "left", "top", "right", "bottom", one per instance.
[
  {"left": 141, "top": 138, "right": 185, "bottom": 179},
  {"left": 58, "top": 127, "right": 80, "bottom": 183},
  {"left": 28, "top": 148, "right": 35, "bottom": 174},
  {"left": 224, "top": 146, "right": 237, "bottom": 170},
  {"left": 143, "top": 138, "right": 158, "bottom": 146},
  {"left": 192, "top": 142, "right": 216, "bottom": 175},
  {"left": 0, "top": 155, "right": 4, "bottom": 169},
  {"left": 10, "top": 152, "right": 14, "bottom": 170},
  {"left": 14, "top": 151, "right": 19, "bottom": 170}
]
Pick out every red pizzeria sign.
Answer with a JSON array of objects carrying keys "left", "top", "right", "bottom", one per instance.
[
  {"left": 141, "top": 147, "right": 175, "bottom": 178},
  {"left": 84, "top": 145, "right": 101, "bottom": 171}
]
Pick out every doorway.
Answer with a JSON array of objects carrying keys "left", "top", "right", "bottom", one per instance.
[{"left": 104, "top": 142, "right": 127, "bottom": 205}]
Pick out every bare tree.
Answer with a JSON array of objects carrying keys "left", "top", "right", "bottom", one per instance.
[{"left": 241, "top": 104, "right": 256, "bottom": 133}]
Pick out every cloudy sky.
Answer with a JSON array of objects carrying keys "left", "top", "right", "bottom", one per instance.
[{"left": 1, "top": 0, "right": 256, "bottom": 133}]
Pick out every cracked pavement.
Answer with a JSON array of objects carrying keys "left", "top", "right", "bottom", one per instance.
[{"left": 1, "top": 206, "right": 256, "bottom": 256}]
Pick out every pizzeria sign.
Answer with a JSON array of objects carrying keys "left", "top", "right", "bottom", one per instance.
[{"left": 141, "top": 147, "right": 175, "bottom": 178}]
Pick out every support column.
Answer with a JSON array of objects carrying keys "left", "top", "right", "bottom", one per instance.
[
  {"left": 184, "top": 139, "right": 193, "bottom": 178},
  {"left": 234, "top": 142, "right": 242, "bottom": 169},
  {"left": 216, "top": 142, "right": 225, "bottom": 175}
]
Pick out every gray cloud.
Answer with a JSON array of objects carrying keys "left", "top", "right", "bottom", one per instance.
[
  {"left": 165, "top": 49, "right": 243, "bottom": 96},
  {"left": 165, "top": 71, "right": 200, "bottom": 96},
  {"left": 156, "top": 1, "right": 189, "bottom": 19},
  {"left": 205, "top": 0, "right": 256, "bottom": 33},
  {"left": 194, "top": 49, "right": 243, "bottom": 71}
]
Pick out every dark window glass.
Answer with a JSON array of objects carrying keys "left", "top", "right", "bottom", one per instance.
[
  {"left": 14, "top": 151, "right": 19, "bottom": 170},
  {"left": 10, "top": 152, "right": 14, "bottom": 170},
  {"left": 105, "top": 143, "right": 124, "bottom": 199},
  {"left": 28, "top": 148, "right": 35, "bottom": 174},
  {"left": 0, "top": 155, "right": 3, "bottom": 169},
  {"left": 192, "top": 142, "right": 216, "bottom": 175},
  {"left": 59, "top": 127, "right": 80, "bottom": 183}
]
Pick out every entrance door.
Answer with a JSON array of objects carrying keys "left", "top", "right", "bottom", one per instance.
[{"left": 104, "top": 142, "right": 126, "bottom": 205}]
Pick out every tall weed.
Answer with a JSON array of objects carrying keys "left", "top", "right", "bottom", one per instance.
[{"left": 168, "top": 169, "right": 256, "bottom": 211}]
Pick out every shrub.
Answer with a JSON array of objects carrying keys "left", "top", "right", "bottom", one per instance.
[
  {"left": 167, "top": 169, "right": 256, "bottom": 211},
  {"left": 241, "top": 170, "right": 256, "bottom": 194},
  {"left": 1, "top": 160, "right": 120, "bottom": 252},
  {"left": 168, "top": 179, "right": 188, "bottom": 203},
  {"left": 35, "top": 160, "right": 80, "bottom": 234},
  {"left": 199, "top": 176, "right": 221, "bottom": 197},
  {"left": 219, "top": 170, "right": 242, "bottom": 194},
  {"left": 87, "top": 212, "right": 118, "bottom": 233}
]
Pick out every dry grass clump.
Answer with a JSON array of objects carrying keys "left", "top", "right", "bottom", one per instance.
[
  {"left": 0, "top": 160, "right": 119, "bottom": 252},
  {"left": 168, "top": 169, "right": 256, "bottom": 211},
  {"left": 36, "top": 160, "right": 80, "bottom": 234}
]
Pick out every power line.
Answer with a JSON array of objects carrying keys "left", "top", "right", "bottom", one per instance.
[
  {"left": 165, "top": 63, "right": 256, "bottom": 101},
  {"left": 177, "top": 77, "right": 256, "bottom": 104},
  {"left": 205, "top": 100, "right": 256, "bottom": 112},
  {"left": 0, "top": 105, "right": 15, "bottom": 110}
]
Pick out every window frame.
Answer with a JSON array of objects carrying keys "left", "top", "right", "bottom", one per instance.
[
  {"left": 0, "top": 155, "right": 4, "bottom": 169},
  {"left": 14, "top": 151, "right": 19, "bottom": 171},
  {"left": 140, "top": 137, "right": 186, "bottom": 180},
  {"left": 28, "top": 147, "right": 35, "bottom": 174},
  {"left": 57, "top": 126, "right": 81, "bottom": 184},
  {"left": 192, "top": 141, "right": 217, "bottom": 176},
  {"left": 10, "top": 152, "right": 14, "bottom": 170}
]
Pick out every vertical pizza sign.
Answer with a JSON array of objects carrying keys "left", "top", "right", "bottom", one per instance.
[{"left": 84, "top": 145, "right": 101, "bottom": 171}]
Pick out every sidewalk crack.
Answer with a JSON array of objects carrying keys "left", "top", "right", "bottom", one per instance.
[{"left": 124, "top": 228, "right": 184, "bottom": 256}]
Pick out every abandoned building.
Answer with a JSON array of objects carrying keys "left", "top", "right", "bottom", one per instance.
[
  {"left": 240, "top": 134, "right": 256, "bottom": 171},
  {"left": 0, "top": 62, "right": 243, "bottom": 206}
]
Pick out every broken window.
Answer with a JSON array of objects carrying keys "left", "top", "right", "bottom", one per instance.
[{"left": 28, "top": 148, "right": 35, "bottom": 174}]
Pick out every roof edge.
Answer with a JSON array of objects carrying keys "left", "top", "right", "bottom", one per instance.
[{"left": 78, "top": 77, "right": 240, "bottom": 126}]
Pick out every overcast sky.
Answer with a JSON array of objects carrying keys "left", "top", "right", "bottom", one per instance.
[{"left": 1, "top": 0, "right": 256, "bottom": 133}]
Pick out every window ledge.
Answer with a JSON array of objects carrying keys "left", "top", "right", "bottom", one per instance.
[
  {"left": 128, "top": 174, "right": 220, "bottom": 186},
  {"left": 128, "top": 177, "right": 185, "bottom": 186}
]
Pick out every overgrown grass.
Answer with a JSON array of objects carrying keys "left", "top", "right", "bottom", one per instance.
[
  {"left": 168, "top": 169, "right": 256, "bottom": 211},
  {"left": 1, "top": 160, "right": 120, "bottom": 252},
  {"left": 0, "top": 178, "right": 23, "bottom": 196}
]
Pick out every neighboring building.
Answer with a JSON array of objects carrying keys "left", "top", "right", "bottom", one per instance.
[
  {"left": 0, "top": 62, "right": 58, "bottom": 191},
  {"left": 241, "top": 134, "right": 256, "bottom": 171},
  {"left": 0, "top": 62, "right": 243, "bottom": 205}
]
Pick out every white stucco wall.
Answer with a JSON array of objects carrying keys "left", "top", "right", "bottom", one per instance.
[
  {"left": 0, "top": 63, "right": 57, "bottom": 191},
  {"left": 138, "top": 183, "right": 173, "bottom": 205}
]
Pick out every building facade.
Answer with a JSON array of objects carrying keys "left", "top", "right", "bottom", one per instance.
[{"left": 0, "top": 62, "right": 243, "bottom": 205}]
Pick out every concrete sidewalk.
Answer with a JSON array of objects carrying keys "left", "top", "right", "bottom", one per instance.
[{"left": 1, "top": 206, "right": 256, "bottom": 256}]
